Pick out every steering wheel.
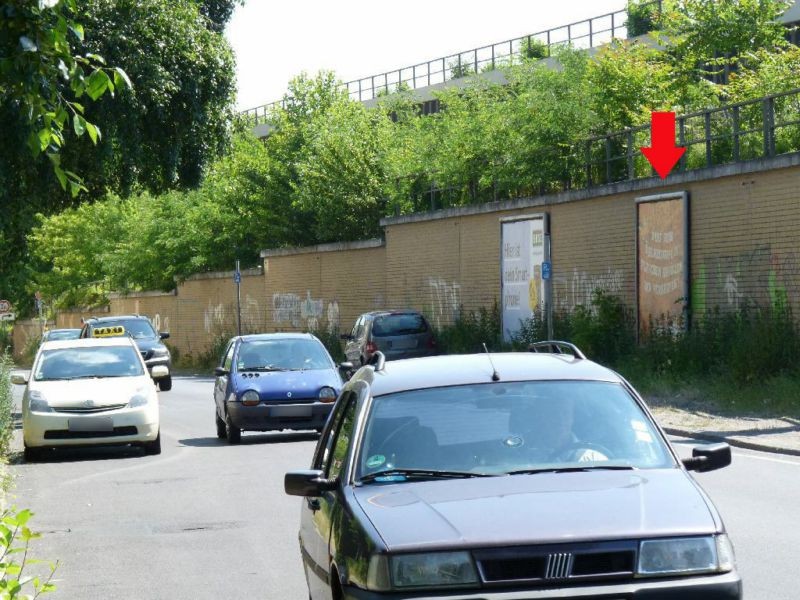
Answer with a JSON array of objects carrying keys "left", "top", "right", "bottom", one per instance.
[{"left": 550, "top": 441, "right": 614, "bottom": 462}]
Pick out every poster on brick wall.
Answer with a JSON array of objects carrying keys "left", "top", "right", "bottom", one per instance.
[
  {"left": 637, "top": 192, "right": 689, "bottom": 336},
  {"left": 501, "top": 214, "right": 548, "bottom": 342}
]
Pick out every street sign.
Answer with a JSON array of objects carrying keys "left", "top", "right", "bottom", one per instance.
[
  {"left": 0, "top": 300, "right": 10, "bottom": 313},
  {"left": 0, "top": 313, "right": 15, "bottom": 322},
  {"left": 233, "top": 271, "right": 241, "bottom": 284},
  {"left": 542, "top": 261, "right": 552, "bottom": 281}
]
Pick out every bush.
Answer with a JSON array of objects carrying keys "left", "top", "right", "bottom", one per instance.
[
  {"left": 436, "top": 303, "right": 506, "bottom": 354},
  {"left": 0, "top": 353, "right": 14, "bottom": 461},
  {"left": 626, "top": 0, "right": 664, "bottom": 38},
  {"left": 0, "top": 507, "right": 58, "bottom": 598},
  {"left": 520, "top": 37, "right": 549, "bottom": 60},
  {"left": 0, "top": 325, "right": 11, "bottom": 356},
  {"left": 310, "top": 328, "right": 346, "bottom": 364}
]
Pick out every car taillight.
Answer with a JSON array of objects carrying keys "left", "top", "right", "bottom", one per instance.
[
  {"left": 428, "top": 337, "right": 437, "bottom": 348},
  {"left": 366, "top": 341, "right": 378, "bottom": 355}
]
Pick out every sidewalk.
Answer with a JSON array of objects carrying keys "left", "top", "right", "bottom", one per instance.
[{"left": 650, "top": 404, "right": 800, "bottom": 457}]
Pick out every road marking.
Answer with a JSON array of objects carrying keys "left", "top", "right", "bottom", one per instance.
[{"left": 732, "top": 452, "right": 800, "bottom": 466}]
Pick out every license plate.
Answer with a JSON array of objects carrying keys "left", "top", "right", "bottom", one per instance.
[
  {"left": 390, "top": 338, "right": 418, "bottom": 350},
  {"left": 68, "top": 416, "right": 114, "bottom": 432},
  {"left": 270, "top": 405, "right": 312, "bottom": 418}
]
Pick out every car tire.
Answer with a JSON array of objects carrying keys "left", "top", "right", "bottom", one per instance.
[
  {"left": 143, "top": 431, "right": 162, "bottom": 455},
  {"left": 158, "top": 375, "right": 172, "bottom": 392},
  {"left": 23, "top": 445, "right": 42, "bottom": 462},
  {"left": 225, "top": 411, "right": 241, "bottom": 445},
  {"left": 216, "top": 411, "right": 227, "bottom": 439}
]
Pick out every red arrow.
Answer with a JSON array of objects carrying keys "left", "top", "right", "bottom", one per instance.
[{"left": 641, "top": 112, "right": 686, "bottom": 179}]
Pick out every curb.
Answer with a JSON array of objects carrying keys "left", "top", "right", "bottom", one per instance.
[{"left": 663, "top": 426, "right": 800, "bottom": 458}]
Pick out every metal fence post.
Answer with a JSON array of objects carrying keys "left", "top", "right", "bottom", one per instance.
[
  {"left": 605, "top": 136, "right": 612, "bottom": 183},
  {"left": 763, "top": 97, "right": 775, "bottom": 157},
  {"left": 589, "top": 18, "right": 593, "bottom": 47},
  {"left": 474, "top": 50, "right": 478, "bottom": 74},
  {"left": 732, "top": 106, "right": 740, "bottom": 162},
  {"left": 491, "top": 45, "right": 495, "bottom": 70},
  {"left": 679, "top": 117, "right": 686, "bottom": 171},
  {"left": 704, "top": 111, "right": 712, "bottom": 167},
  {"left": 586, "top": 140, "right": 593, "bottom": 187},
  {"left": 626, "top": 129, "right": 634, "bottom": 179}
]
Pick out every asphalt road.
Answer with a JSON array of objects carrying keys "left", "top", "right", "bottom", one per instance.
[{"left": 9, "top": 376, "right": 800, "bottom": 599}]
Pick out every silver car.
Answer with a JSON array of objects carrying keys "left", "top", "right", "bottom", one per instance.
[{"left": 341, "top": 310, "right": 437, "bottom": 365}]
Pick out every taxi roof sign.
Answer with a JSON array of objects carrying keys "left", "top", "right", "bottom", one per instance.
[{"left": 92, "top": 325, "right": 126, "bottom": 338}]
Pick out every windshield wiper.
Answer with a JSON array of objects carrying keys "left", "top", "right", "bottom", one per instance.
[
  {"left": 240, "top": 365, "right": 288, "bottom": 372},
  {"left": 359, "top": 468, "right": 492, "bottom": 484},
  {"left": 505, "top": 465, "right": 635, "bottom": 476}
]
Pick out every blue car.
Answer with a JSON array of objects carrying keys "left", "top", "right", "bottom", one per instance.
[{"left": 213, "top": 333, "right": 343, "bottom": 443}]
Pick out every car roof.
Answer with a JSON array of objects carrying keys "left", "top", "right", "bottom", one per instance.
[
  {"left": 39, "top": 336, "right": 138, "bottom": 351},
  {"left": 46, "top": 328, "right": 81, "bottom": 332},
  {"left": 238, "top": 333, "right": 317, "bottom": 342},
  {"left": 361, "top": 352, "right": 623, "bottom": 397},
  {"left": 362, "top": 310, "right": 425, "bottom": 318},
  {"left": 86, "top": 315, "right": 149, "bottom": 322}
]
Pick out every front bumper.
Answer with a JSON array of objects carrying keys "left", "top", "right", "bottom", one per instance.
[
  {"left": 343, "top": 571, "right": 741, "bottom": 599},
  {"left": 24, "top": 404, "right": 160, "bottom": 448},
  {"left": 227, "top": 401, "right": 334, "bottom": 432}
]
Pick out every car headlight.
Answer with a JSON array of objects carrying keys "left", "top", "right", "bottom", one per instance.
[
  {"left": 151, "top": 346, "right": 170, "bottom": 358},
  {"left": 318, "top": 386, "right": 337, "bottom": 403},
  {"left": 29, "top": 392, "right": 52, "bottom": 413},
  {"left": 241, "top": 390, "right": 260, "bottom": 406},
  {"left": 129, "top": 393, "right": 150, "bottom": 408},
  {"left": 367, "top": 552, "right": 478, "bottom": 591},
  {"left": 637, "top": 535, "right": 734, "bottom": 577}
]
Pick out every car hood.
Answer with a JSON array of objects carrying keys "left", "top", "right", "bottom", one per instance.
[
  {"left": 130, "top": 337, "right": 162, "bottom": 352},
  {"left": 354, "top": 469, "right": 718, "bottom": 552},
  {"left": 233, "top": 369, "right": 341, "bottom": 400},
  {"left": 30, "top": 377, "right": 151, "bottom": 408}
]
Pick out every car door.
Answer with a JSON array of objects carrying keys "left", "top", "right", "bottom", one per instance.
[
  {"left": 301, "top": 392, "right": 357, "bottom": 600},
  {"left": 344, "top": 317, "right": 363, "bottom": 363},
  {"left": 214, "top": 340, "right": 235, "bottom": 417}
]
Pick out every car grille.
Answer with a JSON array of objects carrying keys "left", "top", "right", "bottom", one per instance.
[
  {"left": 54, "top": 404, "right": 128, "bottom": 414},
  {"left": 44, "top": 426, "right": 138, "bottom": 439},
  {"left": 475, "top": 541, "right": 636, "bottom": 585}
]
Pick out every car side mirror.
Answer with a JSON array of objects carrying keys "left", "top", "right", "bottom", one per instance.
[
  {"left": 284, "top": 469, "right": 337, "bottom": 497},
  {"left": 214, "top": 367, "right": 229, "bottom": 377},
  {"left": 10, "top": 374, "right": 28, "bottom": 385},
  {"left": 151, "top": 365, "right": 169, "bottom": 379},
  {"left": 159, "top": 332, "right": 170, "bottom": 340},
  {"left": 338, "top": 362, "right": 355, "bottom": 380},
  {"left": 682, "top": 443, "right": 731, "bottom": 472}
]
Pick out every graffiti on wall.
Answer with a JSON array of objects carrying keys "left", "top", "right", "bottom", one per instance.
[
  {"left": 553, "top": 268, "right": 625, "bottom": 311},
  {"left": 272, "top": 291, "right": 340, "bottom": 331},
  {"left": 204, "top": 303, "right": 227, "bottom": 334},
  {"left": 151, "top": 313, "right": 171, "bottom": 333},
  {"left": 429, "top": 278, "right": 461, "bottom": 328}
]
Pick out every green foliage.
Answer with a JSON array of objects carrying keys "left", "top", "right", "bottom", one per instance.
[
  {"left": 0, "top": 327, "right": 11, "bottom": 356},
  {"left": 626, "top": 0, "right": 666, "bottom": 37},
  {"left": 0, "top": 507, "right": 58, "bottom": 599},
  {"left": 310, "top": 328, "right": 346, "bottom": 364},
  {"left": 0, "top": 353, "right": 13, "bottom": 461},
  {"left": 520, "top": 37, "right": 549, "bottom": 60},
  {"left": 435, "top": 303, "right": 506, "bottom": 354}
]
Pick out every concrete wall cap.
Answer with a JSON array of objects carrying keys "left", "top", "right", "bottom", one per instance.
[{"left": 260, "top": 238, "right": 385, "bottom": 258}]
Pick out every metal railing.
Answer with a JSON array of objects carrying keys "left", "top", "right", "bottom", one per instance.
[
  {"left": 397, "top": 88, "right": 800, "bottom": 213},
  {"left": 240, "top": 2, "right": 664, "bottom": 126}
]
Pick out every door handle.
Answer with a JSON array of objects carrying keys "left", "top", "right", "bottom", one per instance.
[{"left": 306, "top": 498, "right": 321, "bottom": 511}]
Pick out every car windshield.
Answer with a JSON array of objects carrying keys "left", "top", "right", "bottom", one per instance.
[
  {"left": 372, "top": 313, "right": 427, "bottom": 337},
  {"left": 94, "top": 319, "right": 156, "bottom": 339},
  {"left": 236, "top": 339, "right": 333, "bottom": 371},
  {"left": 34, "top": 346, "right": 145, "bottom": 381},
  {"left": 357, "top": 381, "right": 674, "bottom": 480},
  {"left": 44, "top": 329, "right": 81, "bottom": 341}
]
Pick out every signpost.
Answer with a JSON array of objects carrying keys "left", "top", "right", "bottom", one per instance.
[
  {"left": 234, "top": 261, "right": 242, "bottom": 337},
  {"left": 0, "top": 300, "right": 14, "bottom": 323}
]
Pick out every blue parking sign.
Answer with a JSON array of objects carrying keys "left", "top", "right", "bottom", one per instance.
[
  {"left": 233, "top": 271, "right": 241, "bottom": 284},
  {"left": 542, "top": 261, "right": 552, "bottom": 280}
]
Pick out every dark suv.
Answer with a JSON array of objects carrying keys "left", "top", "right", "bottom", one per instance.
[
  {"left": 80, "top": 315, "right": 173, "bottom": 391},
  {"left": 341, "top": 310, "right": 436, "bottom": 365}
]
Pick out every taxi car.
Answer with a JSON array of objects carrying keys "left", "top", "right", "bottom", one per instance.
[
  {"left": 285, "top": 344, "right": 741, "bottom": 599},
  {"left": 214, "top": 333, "right": 343, "bottom": 443},
  {"left": 12, "top": 332, "right": 164, "bottom": 461},
  {"left": 80, "top": 315, "right": 173, "bottom": 391}
]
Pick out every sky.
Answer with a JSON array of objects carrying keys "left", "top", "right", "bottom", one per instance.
[{"left": 225, "top": 0, "right": 624, "bottom": 111}]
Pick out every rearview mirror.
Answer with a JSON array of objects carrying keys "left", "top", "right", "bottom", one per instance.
[
  {"left": 159, "top": 332, "right": 170, "bottom": 340},
  {"left": 214, "top": 367, "right": 229, "bottom": 377},
  {"left": 338, "top": 362, "right": 355, "bottom": 380},
  {"left": 284, "top": 469, "right": 337, "bottom": 497},
  {"left": 10, "top": 374, "right": 28, "bottom": 385},
  {"left": 682, "top": 443, "right": 731, "bottom": 472},
  {"left": 151, "top": 365, "right": 169, "bottom": 379}
]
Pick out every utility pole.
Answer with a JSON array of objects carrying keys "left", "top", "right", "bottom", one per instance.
[{"left": 234, "top": 260, "right": 242, "bottom": 337}]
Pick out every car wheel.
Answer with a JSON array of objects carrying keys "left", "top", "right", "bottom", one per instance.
[
  {"left": 225, "top": 411, "right": 241, "bottom": 444},
  {"left": 158, "top": 375, "right": 172, "bottom": 392},
  {"left": 216, "top": 411, "right": 227, "bottom": 439},
  {"left": 143, "top": 431, "right": 162, "bottom": 455},
  {"left": 23, "top": 445, "right": 42, "bottom": 462}
]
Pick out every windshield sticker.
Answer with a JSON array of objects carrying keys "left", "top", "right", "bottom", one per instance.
[{"left": 366, "top": 454, "right": 386, "bottom": 469}]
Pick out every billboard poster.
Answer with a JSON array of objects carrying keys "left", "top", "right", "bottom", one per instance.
[
  {"left": 501, "top": 215, "right": 546, "bottom": 341},
  {"left": 636, "top": 193, "right": 688, "bottom": 335}
]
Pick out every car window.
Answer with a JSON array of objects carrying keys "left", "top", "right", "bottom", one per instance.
[
  {"left": 352, "top": 316, "right": 364, "bottom": 339},
  {"left": 324, "top": 396, "right": 357, "bottom": 480},
  {"left": 93, "top": 319, "right": 156, "bottom": 339},
  {"left": 44, "top": 329, "right": 81, "bottom": 341},
  {"left": 357, "top": 381, "right": 674, "bottom": 478},
  {"left": 315, "top": 392, "right": 354, "bottom": 468},
  {"left": 371, "top": 313, "right": 428, "bottom": 337},
  {"left": 222, "top": 342, "right": 235, "bottom": 370},
  {"left": 236, "top": 339, "right": 333, "bottom": 371},
  {"left": 34, "top": 346, "right": 145, "bottom": 380}
]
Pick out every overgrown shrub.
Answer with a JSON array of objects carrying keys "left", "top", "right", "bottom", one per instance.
[
  {"left": 310, "top": 328, "right": 346, "bottom": 364},
  {"left": 192, "top": 333, "right": 233, "bottom": 372},
  {"left": 0, "top": 507, "right": 58, "bottom": 598},
  {"left": 626, "top": 0, "right": 664, "bottom": 37},
  {"left": 0, "top": 353, "right": 14, "bottom": 461},
  {"left": 436, "top": 303, "right": 506, "bottom": 354},
  {"left": 0, "top": 325, "right": 11, "bottom": 356},
  {"left": 520, "top": 37, "right": 549, "bottom": 60}
]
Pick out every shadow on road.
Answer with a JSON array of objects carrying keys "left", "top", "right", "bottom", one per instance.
[
  {"left": 10, "top": 444, "right": 147, "bottom": 465},
  {"left": 179, "top": 431, "right": 320, "bottom": 447}
]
